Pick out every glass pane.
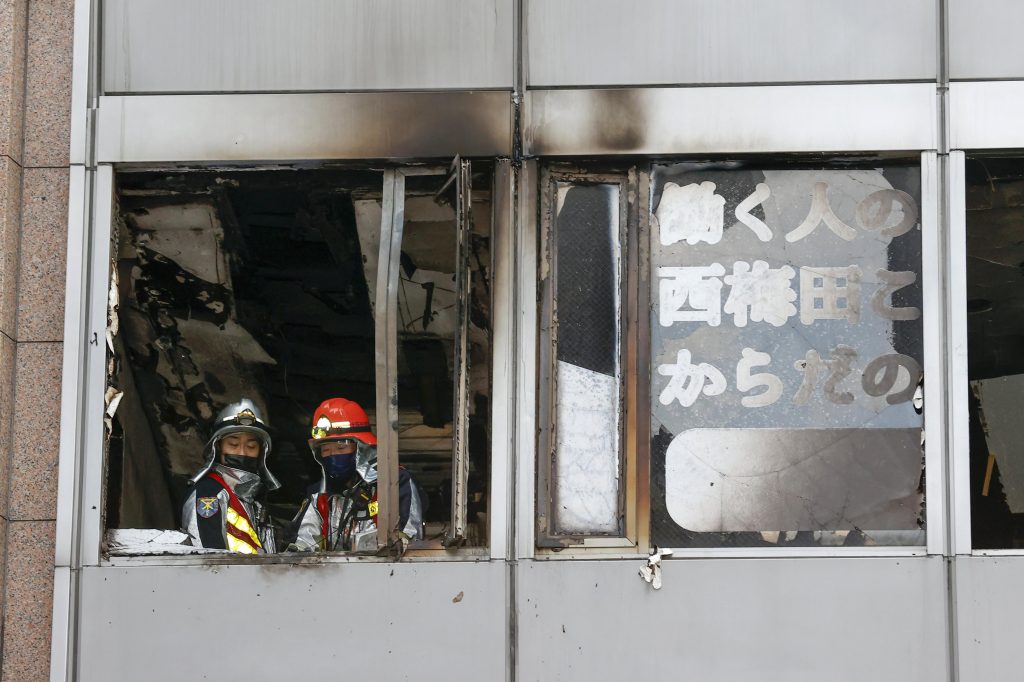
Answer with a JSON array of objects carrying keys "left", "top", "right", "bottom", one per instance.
[
  {"left": 649, "top": 164, "right": 925, "bottom": 548},
  {"left": 965, "top": 157, "right": 1024, "bottom": 549},
  {"left": 553, "top": 183, "right": 622, "bottom": 535}
]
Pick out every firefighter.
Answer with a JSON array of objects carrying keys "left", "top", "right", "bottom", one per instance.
[
  {"left": 290, "top": 397, "right": 424, "bottom": 553},
  {"left": 182, "top": 399, "right": 281, "bottom": 553}
]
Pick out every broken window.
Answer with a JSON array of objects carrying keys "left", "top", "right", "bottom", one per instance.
[
  {"left": 650, "top": 162, "right": 925, "bottom": 548},
  {"left": 965, "top": 156, "right": 1024, "bottom": 549},
  {"left": 103, "top": 165, "right": 492, "bottom": 555},
  {"left": 538, "top": 160, "right": 927, "bottom": 551},
  {"left": 537, "top": 167, "right": 639, "bottom": 547}
]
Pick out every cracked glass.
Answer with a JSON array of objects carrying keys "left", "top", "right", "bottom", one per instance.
[{"left": 649, "top": 163, "right": 925, "bottom": 548}]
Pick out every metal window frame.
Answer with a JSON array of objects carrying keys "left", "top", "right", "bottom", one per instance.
[
  {"left": 55, "top": 161, "right": 495, "bottom": 566},
  {"left": 944, "top": 149, "right": 1024, "bottom": 557},
  {"left": 488, "top": 158, "right": 516, "bottom": 560},
  {"left": 54, "top": 164, "right": 116, "bottom": 572},
  {"left": 948, "top": 151, "right": 972, "bottom": 556},
  {"left": 448, "top": 157, "right": 474, "bottom": 546},
  {"left": 922, "top": 150, "right": 949, "bottom": 557},
  {"left": 378, "top": 163, "right": 477, "bottom": 551},
  {"left": 515, "top": 159, "right": 540, "bottom": 559},
  {"left": 375, "top": 168, "right": 403, "bottom": 551},
  {"left": 949, "top": 149, "right": 1024, "bottom": 558},
  {"left": 535, "top": 163, "right": 645, "bottom": 550}
]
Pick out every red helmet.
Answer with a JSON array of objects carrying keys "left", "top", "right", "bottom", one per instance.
[{"left": 308, "top": 397, "right": 377, "bottom": 447}]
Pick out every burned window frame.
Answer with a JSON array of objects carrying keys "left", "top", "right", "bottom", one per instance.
[
  {"left": 378, "top": 162, "right": 479, "bottom": 551},
  {"left": 96, "top": 161, "right": 493, "bottom": 560},
  {"left": 536, "top": 154, "right": 945, "bottom": 556},
  {"left": 958, "top": 151, "right": 1024, "bottom": 553},
  {"left": 536, "top": 163, "right": 649, "bottom": 550}
]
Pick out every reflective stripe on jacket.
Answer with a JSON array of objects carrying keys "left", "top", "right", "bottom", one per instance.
[
  {"left": 182, "top": 472, "right": 277, "bottom": 554},
  {"left": 292, "top": 467, "right": 423, "bottom": 552}
]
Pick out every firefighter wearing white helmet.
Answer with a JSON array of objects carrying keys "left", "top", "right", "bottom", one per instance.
[{"left": 182, "top": 399, "right": 281, "bottom": 553}]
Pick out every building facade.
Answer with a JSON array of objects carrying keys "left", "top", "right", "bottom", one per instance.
[{"left": 0, "top": 1, "right": 1023, "bottom": 680}]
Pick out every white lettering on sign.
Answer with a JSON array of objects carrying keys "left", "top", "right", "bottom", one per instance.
[
  {"left": 785, "top": 181, "right": 858, "bottom": 243},
  {"left": 871, "top": 269, "right": 921, "bottom": 321},
  {"left": 798, "top": 266, "right": 862, "bottom": 325},
  {"left": 657, "top": 181, "right": 726, "bottom": 246},
  {"left": 658, "top": 264, "right": 726, "bottom": 327},
  {"left": 657, "top": 350, "right": 727, "bottom": 408},
  {"left": 658, "top": 345, "right": 922, "bottom": 409},
  {"left": 734, "top": 182, "right": 773, "bottom": 242},
  {"left": 736, "top": 348, "right": 783, "bottom": 408},
  {"left": 652, "top": 173, "right": 922, "bottom": 411},
  {"left": 861, "top": 353, "right": 922, "bottom": 405},
  {"left": 856, "top": 189, "right": 918, "bottom": 239},
  {"left": 793, "top": 345, "right": 859, "bottom": 405},
  {"left": 723, "top": 260, "right": 797, "bottom": 327}
]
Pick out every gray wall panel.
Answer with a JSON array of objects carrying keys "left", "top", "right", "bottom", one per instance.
[
  {"left": 102, "top": 0, "right": 514, "bottom": 93},
  {"left": 95, "top": 92, "right": 513, "bottom": 162},
  {"left": 526, "top": 0, "right": 937, "bottom": 87},
  {"left": 526, "top": 84, "right": 937, "bottom": 155},
  {"left": 949, "top": 0, "right": 1024, "bottom": 79},
  {"left": 517, "top": 557, "right": 948, "bottom": 681},
  {"left": 955, "top": 556, "right": 1024, "bottom": 681},
  {"left": 77, "top": 561, "right": 506, "bottom": 681},
  {"left": 949, "top": 81, "right": 1024, "bottom": 150}
]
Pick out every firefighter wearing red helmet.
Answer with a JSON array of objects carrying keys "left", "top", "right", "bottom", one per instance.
[
  {"left": 182, "top": 399, "right": 280, "bottom": 554},
  {"left": 289, "top": 397, "right": 424, "bottom": 553}
]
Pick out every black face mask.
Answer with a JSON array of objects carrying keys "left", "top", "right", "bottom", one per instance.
[{"left": 222, "top": 455, "right": 259, "bottom": 474}]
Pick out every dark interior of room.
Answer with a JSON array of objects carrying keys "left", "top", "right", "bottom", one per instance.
[{"left": 965, "top": 156, "right": 1024, "bottom": 548}]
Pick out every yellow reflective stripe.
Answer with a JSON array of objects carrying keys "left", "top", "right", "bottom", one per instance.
[
  {"left": 227, "top": 535, "right": 258, "bottom": 554},
  {"left": 226, "top": 507, "right": 262, "bottom": 549}
]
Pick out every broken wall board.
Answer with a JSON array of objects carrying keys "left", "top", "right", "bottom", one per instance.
[{"left": 973, "top": 373, "right": 1024, "bottom": 512}]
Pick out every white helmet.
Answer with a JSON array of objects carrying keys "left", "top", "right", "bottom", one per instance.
[{"left": 187, "top": 398, "right": 281, "bottom": 491}]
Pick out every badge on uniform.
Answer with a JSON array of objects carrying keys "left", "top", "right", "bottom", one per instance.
[{"left": 197, "top": 496, "right": 220, "bottom": 518}]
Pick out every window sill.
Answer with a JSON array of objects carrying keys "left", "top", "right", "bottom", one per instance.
[{"left": 101, "top": 547, "right": 491, "bottom": 567}]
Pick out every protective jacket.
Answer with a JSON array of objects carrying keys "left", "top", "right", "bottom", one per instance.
[
  {"left": 292, "top": 443, "right": 424, "bottom": 552},
  {"left": 183, "top": 465, "right": 277, "bottom": 554},
  {"left": 181, "top": 399, "right": 281, "bottom": 554}
]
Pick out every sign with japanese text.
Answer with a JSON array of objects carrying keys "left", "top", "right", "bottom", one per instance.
[{"left": 648, "top": 165, "right": 925, "bottom": 547}]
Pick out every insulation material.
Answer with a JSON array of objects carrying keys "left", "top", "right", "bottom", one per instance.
[
  {"left": 398, "top": 268, "right": 458, "bottom": 335},
  {"left": 974, "top": 373, "right": 1024, "bottom": 513},
  {"left": 130, "top": 203, "right": 231, "bottom": 286},
  {"left": 356, "top": 195, "right": 492, "bottom": 338},
  {"left": 551, "top": 182, "right": 623, "bottom": 535},
  {"left": 638, "top": 547, "right": 673, "bottom": 590},
  {"left": 105, "top": 529, "right": 224, "bottom": 555},
  {"left": 554, "top": 361, "right": 621, "bottom": 534},
  {"left": 354, "top": 199, "right": 383, "bottom": 315}
]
